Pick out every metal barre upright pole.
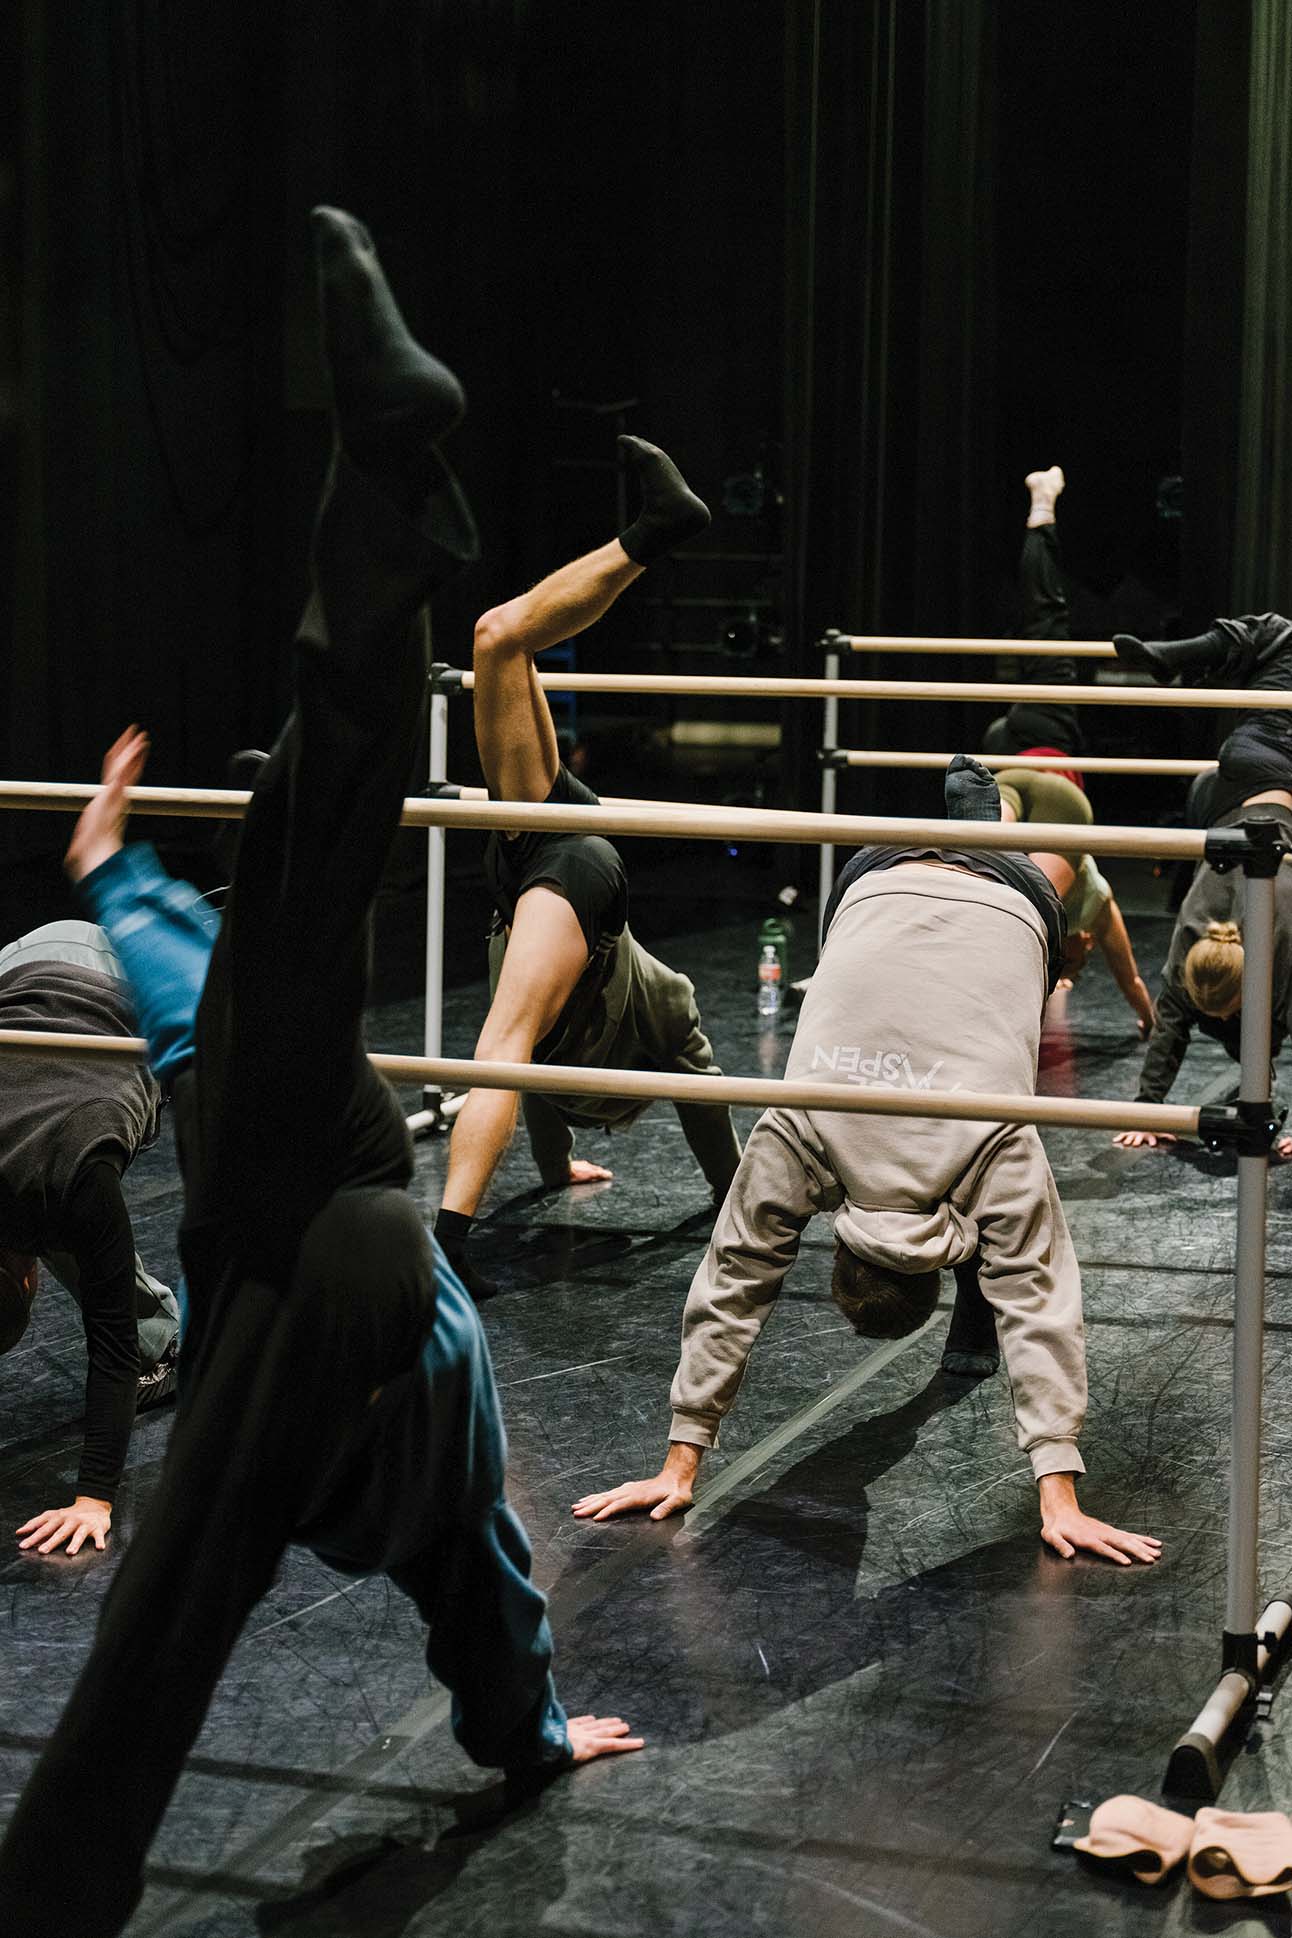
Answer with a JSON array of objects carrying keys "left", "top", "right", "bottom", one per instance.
[
  {"left": 1164, "top": 823, "right": 1292, "bottom": 1799},
  {"left": 408, "top": 677, "right": 449, "bottom": 1136},
  {"left": 818, "top": 636, "right": 841, "bottom": 951},
  {"left": 1229, "top": 868, "right": 1274, "bottom": 1648}
]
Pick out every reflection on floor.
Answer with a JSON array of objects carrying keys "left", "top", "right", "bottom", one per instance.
[{"left": 4, "top": 909, "right": 1291, "bottom": 1938}]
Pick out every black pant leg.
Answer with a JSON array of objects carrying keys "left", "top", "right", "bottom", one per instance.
[
  {"left": 187, "top": 456, "right": 441, "bottom": 1268},
  {"left": 943, "top": 1254, "right": 1000, "bottom": 1362},
  {"left": 985, "top": 527, "right": 1081, "bottom": 754},
  {"left": 0, "top": 1278, "right": 292, "bottom": 1938},
  {"left": 1018, "top": 525, "right": 1072, "bottom": 648}
]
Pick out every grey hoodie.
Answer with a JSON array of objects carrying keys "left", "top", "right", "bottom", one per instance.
[{"left": 669, "top": 862, "right": 1087, "bottom": 1479}]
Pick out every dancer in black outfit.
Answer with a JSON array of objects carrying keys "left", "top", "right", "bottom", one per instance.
[
  {"left": 983, "top": 466, "right": 1083, "bottom": 758},
  {"left": 0, "top": 210, "right": 639, "bottom": 1938}
]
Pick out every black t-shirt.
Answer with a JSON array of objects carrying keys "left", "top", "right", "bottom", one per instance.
[
  {"left": 0, "top": 963, "right": 160, "bottom": 1503},
  {"left": 824, "top": 845, "right": 1067, "bottom": 991},
  {"left": 483, "top": 764, "right": 628, "bottom": 959}
]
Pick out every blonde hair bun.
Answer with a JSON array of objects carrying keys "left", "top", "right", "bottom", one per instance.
[{"left": 1184, "top": 921, "right": 1245, "bottom": 1015}]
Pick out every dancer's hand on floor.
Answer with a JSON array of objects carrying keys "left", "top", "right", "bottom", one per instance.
[
  {"left": 1038, "top": 1476, "right": 1161, "bottom": 1565},
  {"left": 17, "top": 1495, "right": 112, "bottom": 1556},
  {"left": 1276, "top": 1136, "right": 1292, "bottom": 1164},
  {"left": 1112, "top": 1129, "right": 1177, "bottom": 1150},
  {"left": 566, "top": 1715, "right": 645, "bottom": 1764},
  {"left": 573, "top": 1444, "right": 701, "bottom": 1521},
  {"left": 568, "top": 1159, "right": 614, "bottom": 1185}
]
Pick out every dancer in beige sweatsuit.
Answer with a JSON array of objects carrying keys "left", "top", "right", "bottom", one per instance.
[{"left": 575, "top": 757, "right": 1161, "bottom": 1566}]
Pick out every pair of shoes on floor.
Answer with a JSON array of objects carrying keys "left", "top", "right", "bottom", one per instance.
[
  {"left": 136, "top": 1338, "right": 180, "bottom": 1413},
  {"left": 1076, "top": 1794, "right": 1292, "bottom": 1899}
]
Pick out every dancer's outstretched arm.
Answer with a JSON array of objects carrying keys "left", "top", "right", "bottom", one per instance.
[
  {"left": 1091, "top": 896, "right": 1156, "bottom": 1035},
  {"left": 572, "top": 1111, "right": 822, "bottom": 1522}
]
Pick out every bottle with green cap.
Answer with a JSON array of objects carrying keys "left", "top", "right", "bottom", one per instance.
[{"left": 756, "top": 885, "right": 798, "bottom": 1010}]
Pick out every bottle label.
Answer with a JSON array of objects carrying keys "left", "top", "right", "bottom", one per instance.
[{"left": 758, "top": 959, "right": 782, "bottom": 982}]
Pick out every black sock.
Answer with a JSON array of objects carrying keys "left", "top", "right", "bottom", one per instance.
[
  {"left": 434, "top": 1208, "right": 499, "bottom": 1303},
  {"left": 617, "top": 436, "right": 711, "bottom": 565},
  {"left": 312, "top": 206, "right": 467, "bottom": 511},
  {"left": 944, "top": 753, "right": 1001, "bottom": 822}
]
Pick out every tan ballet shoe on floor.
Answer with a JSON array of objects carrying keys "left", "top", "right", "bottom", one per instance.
[
  {"left": 1188, "top": 1807, "right": 1292, "bottom": 1900},
  {"left": 1073, "top": 1794, "right": 1193, "bottom": 1884}
]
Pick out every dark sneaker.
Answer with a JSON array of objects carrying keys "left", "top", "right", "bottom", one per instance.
[
  {"left": 940, "top": 1348, "right": 999, "bottom": 1380},
  {"left": 136, "top": 1339, "right": 179, "bottom": 1412}
]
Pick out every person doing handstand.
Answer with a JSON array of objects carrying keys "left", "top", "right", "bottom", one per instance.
[{"left": 1115, "top": 709, "right": 1292, "bottom": 1156}]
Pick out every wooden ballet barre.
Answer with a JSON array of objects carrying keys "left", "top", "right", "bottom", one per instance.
[
  {"left": 0, "top": 781, "right": 1210, "bottom": 859},
  {"left": 0, "top": 780, "right": 760, "bottom": 824},
  {"left": 834, "top": 750, "right": 1219, "bottom": 777},
  {"left": 830, "top": 633, "right": 1117, "bottom": 659},
  {"left": 447, "top": 670, "right": 1292, "bottom": 708},
  {"left": 0, "top": 1031, "right": 1200, "bottom": 1137}
]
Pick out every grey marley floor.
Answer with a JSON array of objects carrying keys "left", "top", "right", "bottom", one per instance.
[{"left": 4, "top": 900, "right": 1292, "bottom": 1938}]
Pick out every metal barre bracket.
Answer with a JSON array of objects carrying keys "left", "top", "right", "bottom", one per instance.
[
  {"left": 429, "top": 662, "right": 467, "bottom": 696},
  {"left": 1223, "top": 1628, "right": 1261, "bottom": 1680},
  {"left": 817, "top": 747, "right": 849, "bottom": 769},
  {"left": 817, "top": 629, "right": 845, "bottom": 652},
  {"left": 1204, "top": 820, "right": 1291, "bottom": 877},
  {"left": 1198, "top": 1100, "right": 1286, "bottom": 1158},
  {"left": 420, "top": 781, "right": 463, "bottom": 801}
]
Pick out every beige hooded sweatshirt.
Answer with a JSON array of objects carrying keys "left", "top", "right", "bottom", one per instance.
[{"left": 669, "top": 862, "right": 1087, "bottom": 1479}]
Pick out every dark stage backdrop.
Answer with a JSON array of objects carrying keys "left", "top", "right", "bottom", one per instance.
[
  {"left": 3, "top": 0, "right": 787, "bottom": 881},
  {"left": 2, "top": 1, "right": 1283, "bottom": 887}
]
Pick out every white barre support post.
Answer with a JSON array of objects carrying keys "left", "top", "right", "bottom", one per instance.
[
  {"left": 406, "top": 680, "right": 450, "bottom": 1137},
  {"left": 818, "top": 639, "right": 840, "bottom": 951},
  {"left": 1228, "top": 867, "right": 1275, "bottom": 1643},
  {"left": 1164, "top": 835, "right": 1290, "bottom": 1800}
]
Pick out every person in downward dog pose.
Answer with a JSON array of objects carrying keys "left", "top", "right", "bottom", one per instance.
[
  {"left": 0, "top": 211, "right": 639, "bottom": 1938},
  {"left": 432, "top": 440, "right": 742, "bottom": 1300},
  {"left": 574, "top": 757, "right": 1162, "bottom": 1567},
  {"left": 0, "top": 919, "right": 180, "bottom": 1555},
  {"left": 1115, "top": 711, "right": 1292, "bottom": 1155},
  {"left": 991, "top": 766, "right": 1156, "bottom": 1035}
]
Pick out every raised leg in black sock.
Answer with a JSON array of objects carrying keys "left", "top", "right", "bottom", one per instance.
[{"left": 617, "top": 436, "right": 711, "bottom": 565}]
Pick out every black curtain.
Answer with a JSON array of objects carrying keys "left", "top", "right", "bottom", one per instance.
[
  {"left": 7, "top": 0, "right": 288, "bottom": 867},
  {"left": 1231, "top": 0, "right": 1292, "bottom": 615},
  {"left": 783, "top": 0, "right": 995, "bottom": 827},
  {"left": 1182, "top": 0, "right": 1252, "bottom": 628}
]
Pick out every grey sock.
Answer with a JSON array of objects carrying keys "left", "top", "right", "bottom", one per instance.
[{"left": 944, "top": 753, "right": 1001, "bottom": 822}]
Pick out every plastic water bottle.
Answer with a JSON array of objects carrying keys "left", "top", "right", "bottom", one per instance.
[
  {"left": 757, "top": 943, "right": 782, "bottom": 1016},
  {"left": 758, "top": 886, "right": 798, "bottom": 990}
]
